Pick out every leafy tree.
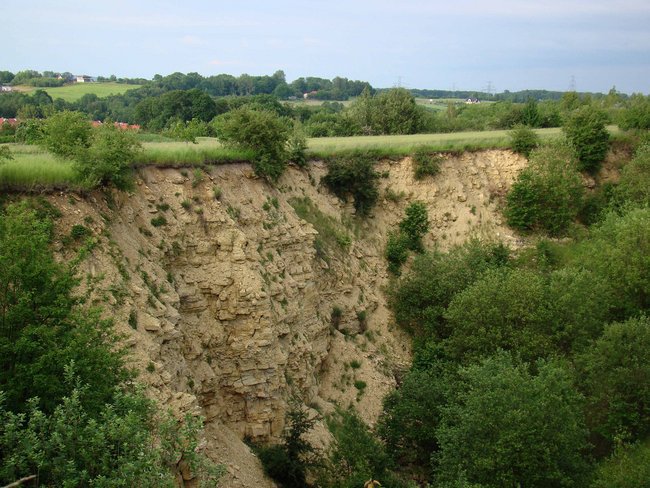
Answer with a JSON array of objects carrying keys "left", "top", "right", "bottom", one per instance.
[
  {"left": 563, "top": 105, "right": 610, "bottom": 173},
  {"left": 0, "top": 203, "right": 128, "bottom": 415},
  {"left": 378, "top": 367, "right": 449, "bottom": 470},
  {"left": 375, "top": 88, "right": 422, "bottom": 135},
  {"left": 509, "top": 124, "right": 540, "bottom": 157},
  {"left": 399, "top": 201, "right": 429, "bottom": 252},
  {"left": 385, "top": 231, "right": 410, "bottom": 275},
  {"left": 257, "top": 401, "right": 317, "bottom": 488},
  {"left": 75, "top": 122, "right": 142, "bottom": 188},
  {"left": 322, "top": 152, "right": 379, "bottom": 216},
  {"left": 616, "top": 143, "right": 650, "bottom": 206},
  {"left": 574, "top": 207, "right": 650, "bottom": 317},
  {"left": 39, "top": 110, "right": 92, "bottom": 159},
  {"left": 321, "top": 409, "right": 396, "bottom": 488},
  {"left": 591, "top": 440, "right": 650, "bottom": 488},
  {"left": 521, "top": 97, "right": 541, "bottom": 127},
  {"left": 578, "top": 316, "right": 650, "bottom": 447},
  {"left": 435, "top": 353, "right": 589, "bottom": 487},
  {"left": 389, "top": 240, "right": 509, "bottom": 339},
  {"left": 504, "top": 143, "right": 584, "bottom": 235},
  {"left": 443, "top": 268, "right": 552, "bottom": 363},
  {"left": 619, "top": 93, "right": 650, "bottom": 130},
  {"left": 213, "top": 105, "right": 293, "bottom": 181}
]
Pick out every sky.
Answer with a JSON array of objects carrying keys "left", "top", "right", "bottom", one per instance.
[{"left": 5, "top": 0, "right": 650, "bottom": 94}]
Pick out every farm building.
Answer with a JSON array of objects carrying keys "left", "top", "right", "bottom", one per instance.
[{"left": 75, "top": 75, "right": 96, "bottom": 83}]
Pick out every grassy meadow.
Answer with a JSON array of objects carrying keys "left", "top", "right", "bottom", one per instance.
[
  {"left": 17, "top": 82, "right": 142, "bottom": 102},
  {"left": 0, "top": 145, "right": 80, "bottom": 190}
]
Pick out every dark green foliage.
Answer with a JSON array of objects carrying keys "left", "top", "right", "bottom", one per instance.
[
  {"left": 563, "top": 105, "right": 610, "bottom": 173},
  {"left": 150, "top": 215, "right": 167, "bottom": 227},
  {"left": 412, "top": 148, "right": 441, "bottom": 179},
  {"left": 435, "top": 353, "right": 589, "bottom": 487},
  {"left": 578, "top": 316, "right": 650, "bottom": 447},
  {"left": 322, "top": 152, "right": 379, "bottom": 216},
  {"left": 384, "top": 231, "right": 409, "bottom": 275},
  {"left": 214, "top": 106, "right": 294, "bottom": 181},
  {"left": 378, "top": 367, "right": 448, "bottom": 470},
  {"left": 389, "top": 240, "right": 509, "bottom": 338},
  {"left": 509, "top": 123, "right": 541, "bottom": 157},
  {"left": 573, "top": 207, "right": 650, "bottom": 317},
  {"left": 70, "top": 224, "right": 91, "bottom": 240},
  {"left": 257, "top": 401, "right": 317, "bottom": 488},
  {"left": 399, "top": 201, "right": 429, "bottom": 252},
  {"left": 504, "top": 144, "right": 584, "bottom": 235}
]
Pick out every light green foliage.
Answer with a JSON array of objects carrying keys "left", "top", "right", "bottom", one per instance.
[
  {"left": 399, "top": 201, "right": 429, "bottom": 252},
  {"left": 0, "top": 203, "right": 222, "bottom": 486},
  {"left": 509, "top": 123, "right": 540, "bottom": 157},
  {"left": 40, "top": 110, "right": 92, "bottom": 158},
  {"left": 322, "top": 152, "right": 379, "bottom": 216},
  {"left": 505, "top": 143, "right": 584, "bottom": 235},
  {"left": 591, "top": 440, "right": 650, "bottom": 488},
  {"left": 563, "top": 105, "right": 610, "bottom": 173},
  {"left": 0, "top": 203, "right": 128, "bottom": 415},
  {"left": 75, "top": 121, "right": 142, "bottom": 188},
  {"left": 444, "top": 268, "right": 551, "bottom": 363},
  {"left": 574, "top": 207, "right": 650, "bottom": 316},
  {"left": 578, "top": 316, "right": 650, "bottom": 446},
  {"left": 213, "top": 106, "right": 293, "bottom": 181},
  {"left": 287, "top": 124, "right": 309, "bottom": 167},
  {"left": 619, "top": 93, "right": 650, "bottom": 131},
  {"left": 435, "top": 353, "right": 589, "bottom": 487},
  {"left": 0, "top": 145, "right": 12, "bottom": 162},
  {"left": 348, "top": 87, "right": 422, "bottom": 135},
  {"left": 616, "top": 143, "right": 650, "bottom": 206}
]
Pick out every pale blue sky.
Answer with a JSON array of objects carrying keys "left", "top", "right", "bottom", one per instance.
[{"left": 5, "top": 0, "right": 650, "bottom": 94}]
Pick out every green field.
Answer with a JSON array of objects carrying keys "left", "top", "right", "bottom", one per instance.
[{"left": 18, "top": 82, "right": 142, "bottom": 102}]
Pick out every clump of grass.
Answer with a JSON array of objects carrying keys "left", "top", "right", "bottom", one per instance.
[
  {"left": 226, "top": 204, "right": 241, "bottom": 220},
  {"left": 412, "top": 147, "right": 441, "bottom": 179},
  {"left": 156, "top": 203, "right": 170, "bottom": 212},
  {"left": 350, "top": 359, "right": 362, "bottom": 369},
  {"left": 150, "top": 216, "right": 167, "bottom": 227},
  {"left": 70, "top": 224, "right": 91, "bottom": 240},
  {"left": 192, "top": 167, "right": 204, "bottom": 188},
  {"left": 213, "top": 186, "right": 222, "bottom": 200},
  {"left": 180, "top": 199, "right": 192, "bottom": 210}
]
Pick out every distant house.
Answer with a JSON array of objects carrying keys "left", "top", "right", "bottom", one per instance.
[
  {"left": 0, "top": 117, "right": 18, "bottom": 126},
  {"left": 465, "top": 98, "right": 480, "bottom": 104},
  {"left": 0, "top": 85, "right": 13, "bottom": 92},
  {"left": 303, "top": 90, "right": 318, "bottom": 99},
  {"left": 75, "top": 75, "right": 95, "bottom": 83}
]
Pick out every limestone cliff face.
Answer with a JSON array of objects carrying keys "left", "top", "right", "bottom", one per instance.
[{"left": 49, "top": 151, "right": 525, "bottom": 486}]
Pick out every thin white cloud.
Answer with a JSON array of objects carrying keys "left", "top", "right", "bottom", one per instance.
[{"left": 181, "top": 35, "right": 206, "bottom": 46}]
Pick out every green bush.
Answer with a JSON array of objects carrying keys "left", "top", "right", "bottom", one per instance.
[
  {"left": 213, "top": 106, "right": 293, "bottom": 181},
  {"left": 563, "top": 105, "right": 610, "bottom": 173},
  {"left": 39, "top": 110, "right": 92, "bottom": 159},
  {"left": 399, "top": 201, "right": 429, "bottom": 252},
  {"left": 412, "top": 148, "right": 441, "bottom": 179},
  {"left": 322, "top": 152, "right": 379, "bottom": 216},
  {"left": 75, "top": 122, "right": 142, "bottom": 189},
  {"left": 385, "top": 231, "right": 409, "bottom": 275},
  {"left": 591, "top": 440, "right": 650, "bottom": 488},
  {"left": 509, "top": 124, "right": 540, "bottom": 157},
  {"left": 150, "top": 216, "right": 167, "bottom": 227},
  {"left": 504, "top": 144, "right": 584, "bottom": 236},
  {"left": 70, "top": 223, "right": 91, "bottom": 240},
  {"left": 435, "top": 353, "right": 589, "bottom": 487}
]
